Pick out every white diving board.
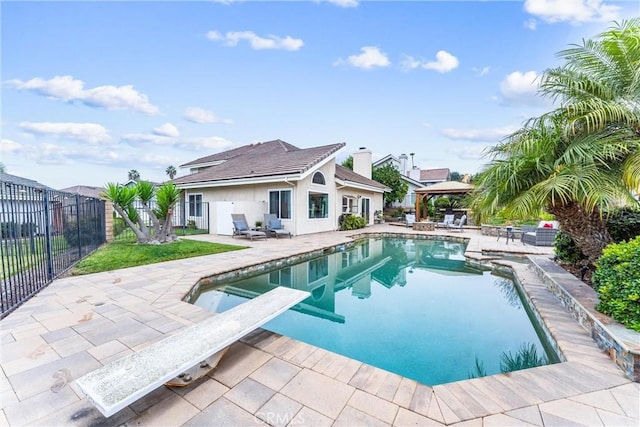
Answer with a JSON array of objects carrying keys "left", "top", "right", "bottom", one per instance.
[{"left": 75, "top": 287, "right": 310, "bottom": 418}]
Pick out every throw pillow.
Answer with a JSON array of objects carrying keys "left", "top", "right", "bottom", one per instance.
[
  {"left": 542, "top": 223, "right": 553, "bottom": 228},
  {"left": 233, "top": 220, "right": 248, "bottom": 231},
  {"left": 270, "top": 219, "right": 282, "bottom": 229}
]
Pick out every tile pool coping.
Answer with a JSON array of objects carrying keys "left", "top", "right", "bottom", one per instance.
[{"left": 1, "top": 226, "right": 638, "bottom": 426}]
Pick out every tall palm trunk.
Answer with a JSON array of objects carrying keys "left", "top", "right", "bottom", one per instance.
[{"left": 548, "top": 201, "right": 611, "bottom": 262}]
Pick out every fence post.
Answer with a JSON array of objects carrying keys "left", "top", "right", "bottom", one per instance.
[
  {"left": 76, "top": 195, "right": 82, "bottom": 258},
  {"left": 43, "top": 190, "right": 54, "bottom": 281}
]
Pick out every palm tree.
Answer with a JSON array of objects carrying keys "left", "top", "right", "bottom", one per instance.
[
  {"left": 128, "top": 169, "right": 140, "bottom": 181},
  {"left": 472, "top": 19, "right": 640, "bottom": 262},
  {"left": 165, "top": 165, "right": 177, "bottom": 180}
]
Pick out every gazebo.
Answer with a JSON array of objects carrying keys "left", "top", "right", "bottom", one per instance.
[{"left": 414, "top": 181, "right": 474, "bottom": 222}]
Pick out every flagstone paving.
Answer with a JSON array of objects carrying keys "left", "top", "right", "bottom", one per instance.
[{"left": 1, "top": 225, "right": 638, "bottom": 426}]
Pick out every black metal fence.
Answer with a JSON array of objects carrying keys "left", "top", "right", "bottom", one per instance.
[
  {"left": 0, "top": 181, "right": 105, "bottom": 318},
  {"left": 112, "top": 201, "right": 209, "bottom": 241}
]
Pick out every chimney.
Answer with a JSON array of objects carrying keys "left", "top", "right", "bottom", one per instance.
[
  {"left": 398, "top": 153, "right": 408, "bottom": 175},
  {"left": 408, "top": 168, "right": 421, "bottom": 182},
  {"left": 352, "top": 147, "right": 372, "bottom": 179}
]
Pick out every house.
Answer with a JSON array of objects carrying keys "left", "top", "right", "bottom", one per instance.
[
  {"left": 1, "top": 173, "right": 62, "bottom": 236},
  {"left": 372, "top": 154, "right": 448, "bottom": 209},
  {"left": 173, "top": 140, "right": 388, "bottom": 236}
]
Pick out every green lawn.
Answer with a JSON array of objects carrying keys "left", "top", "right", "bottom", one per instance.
[
  {"left": 1, "top": 236, "right": 68, "bottom": 280},
  {"left": 72, "top": 238, "right": 247, "bottom": 275}
]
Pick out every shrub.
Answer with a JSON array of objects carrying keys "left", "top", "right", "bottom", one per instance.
[
  {"left": 112, "top": 217, "right": 128, "bottom": 236},
  {"left": 1, "top": 222, "right": 19, "bottom": 238},
  {"left": 63, "top": 215, "right": 103, "bottom": 248},
  {"left": 20, "top": 222, "right": 38, "bottom": 237},
  {"left": 554, "top": 231, "right": 586, "bottom": 264},
  {"left": 340, "top": 214, "right": 366, "bottom": 231},
  {"left": 592, "top": 236, "right": 640, "bottom": 332},
  {"left": 606, "top": 207, "right": 640, "bottom": 243}
]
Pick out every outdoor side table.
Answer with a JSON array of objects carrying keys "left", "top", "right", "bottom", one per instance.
[{"left": 497, "top": 227, "right": 520, "bottom": 244}]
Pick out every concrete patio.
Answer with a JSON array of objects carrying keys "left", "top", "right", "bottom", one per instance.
[{"left": 1, "top": 225, "right": 638, "bottom": 426}]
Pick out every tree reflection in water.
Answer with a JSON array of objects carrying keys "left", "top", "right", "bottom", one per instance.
[{"left": 469, "top": 343, "right": 549, "bottom": 379}]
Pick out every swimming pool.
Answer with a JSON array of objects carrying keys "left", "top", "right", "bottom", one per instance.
[{"left": 190, "top": 237, "right": 559, "bottom": 385}]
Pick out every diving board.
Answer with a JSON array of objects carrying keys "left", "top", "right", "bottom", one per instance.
[{"left": 75, "top": 287, "right": 310, "bottom": 418}]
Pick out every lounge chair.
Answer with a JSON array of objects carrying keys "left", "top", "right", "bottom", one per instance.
[
  {"left": 436, "top": 214, "right": 455, "bottom": 229},
  {"left": 447, "top": 214, "right": 466, "bottom": 232},
  {"left": 231, "top": 214, "right": 267, "bottom": 240},
  {"left": 264, "top": 214, "right": 291, "bottom": 239},
  {"left": 405, "top": 214, "right": 416, "bottom": 228},
  {"left": 522, "top": 221, "right": 559, "bottom": 246}
]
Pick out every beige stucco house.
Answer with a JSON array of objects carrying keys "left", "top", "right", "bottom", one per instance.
[{"left": 172, "top": 140, "right": 388, "bottom": 236}]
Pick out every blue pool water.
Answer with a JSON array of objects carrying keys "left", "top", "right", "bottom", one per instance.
[{"left": 192, "top": 237, "right": 558, "bottom": 385}]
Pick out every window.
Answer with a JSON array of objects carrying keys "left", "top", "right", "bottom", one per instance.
[
  {"left": 188, "top": 194, "right": 202, "bottom": 217},
  {"left": 342, "top": 196, "right": 356, "bottom": 213},
  {"left": 308, "top": 257, "right": 328, "bottom": 283},
  {"left": 269, "top": 268, "right": 292, "bottom": 287},
  {"left": 269, "top": 190, "right": 291, "bottom": 219},
  {"left": 308, "top": 192, "right": 328, "bottom": 219},
  {"left": 312, "top": 171, "right": 326, "bottom": 185}
]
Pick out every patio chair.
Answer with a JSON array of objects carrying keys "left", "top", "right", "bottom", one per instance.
[
  {"left": 263, "top": 214, "right": 291, "bottom": 239},
  {"left": 436, "top": 214, "right": 455, "bottom": 229},
  {"left": 447, "top": 214, "right": 466, "bottom": 232},
  {"left": 521, "top": 221, "right": 559, "bottom": 246},
  {"left": 405, "top": 214, "right": 416, "bottom": 228},
  {"left": 231, "top": 214, "right": 267, "bottom": 241}
]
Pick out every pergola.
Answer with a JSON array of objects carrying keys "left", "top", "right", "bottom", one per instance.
[{"left": 414, "top": 181, "right": 474, "bottom": 222}]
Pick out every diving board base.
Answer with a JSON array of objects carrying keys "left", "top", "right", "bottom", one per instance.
[{"left": 164, "top": 347, "right": 229, "bottom": 387}]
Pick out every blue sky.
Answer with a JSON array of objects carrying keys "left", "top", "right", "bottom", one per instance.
[{"left": 2, "top": 0, "right": 638, "bottom": 189}]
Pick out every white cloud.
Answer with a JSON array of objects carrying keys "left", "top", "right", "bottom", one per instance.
[
  {"left": 400, "top": 55, "right": 421, "bottom": 71},
  {"left": 31, "top": 142, "right": 119, "bottom": 166},
  {"left": 207, "top": 30, "right": 303, "bottom": 51},
  {"left": 499, "top": 71, "right": 544, "bottom": 105},
  {"left": 326, "top": 0, "right": 359, "bottom": 7},
  {"left": 423, "top": 50, "right": 459, "bottom": 73},
  {"left": 185, "top": 136, "right": 235, "bottom": 151},
  {"left": 0, "top": 138, "right": 24, "bottom": 153},
  {"left": 336, "top": 46, "right": 390, "bottom": 69},
  {"left": 7, "top": 75, "right": 159, "bottom": 115},
  {"left": 400, "top": 51, "right": 459, "bottom": 73},
  {"left": 447, "top": 145, "right": 490, "bottom": 161},
  {"left": 121, "top": 133, "right": 175, "bottom": 145},
  {"left": 441, "top": 126, "right": 519, "bottom": 142},
  {"left": 525, "top": 18, "right": 538, "bottom": 30},
  {"left": 153, "top": 123, "right": 179, "bottom": 137},
  {"left": 122, "top": 131, "right": 233, "bottom": 152},
  {"left": 19, "top": 122, "right": 111, "bottom": 145},
  {"left": 524, "top": 0, "right": 620, "bottom": 24},
  {"left": 138, "top": 153, "right": 179, "bottom": 167},
  {"left": 183, "top": 107, "right": 232, "bottom": 124},
  {"left": 472, "top": 66, "right": 491, "bottom": 76}
]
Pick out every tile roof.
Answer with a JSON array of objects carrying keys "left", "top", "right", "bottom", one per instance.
[
  {"left": 59, "top": 185, "right": 105, "bottom": 198},
  {"left": 335, "top": 165, "right": 389, "bottom": 191},
  {"left": 0, "top": 173, "right": 54, "bottom": 190},
  {"left": 419, "top": 168, "right": 450, "bottom": 181},
  {"left": 181, "top": 139, "right": 301, "bottom": 167},
  {"left": 174, "top": 140, "right": 346, "bottom": 185}
]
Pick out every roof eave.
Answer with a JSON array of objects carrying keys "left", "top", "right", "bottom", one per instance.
[
  {"left": 176, "top": 173, "right": 303, "bottom": 190},
  {"left": 335, "top": 178, "right": 389, "bottom": 193}
]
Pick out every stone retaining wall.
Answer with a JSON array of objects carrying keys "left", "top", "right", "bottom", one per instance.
[{"left": 528, "top": 256, "right": 640, "bottom": 382}]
